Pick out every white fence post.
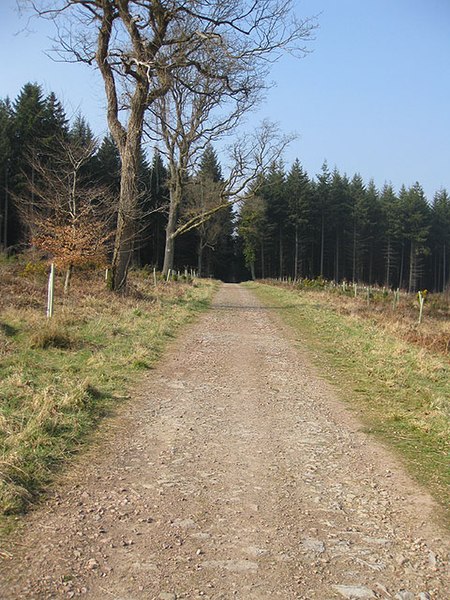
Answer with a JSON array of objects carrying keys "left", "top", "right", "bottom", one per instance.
[
  {"left": 418, "top": 291, "right": 425, "bottom": 324},
  {"left": 47, "top": 263, "right": 55, "bottom": 318}
]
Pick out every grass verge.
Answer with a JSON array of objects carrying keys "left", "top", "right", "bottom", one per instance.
[
  {"left": 248, "top": 282, "right": 450, "bottom": 525},
  {"left": 0, "top": 261, "right": 216, "bottom": 530}
]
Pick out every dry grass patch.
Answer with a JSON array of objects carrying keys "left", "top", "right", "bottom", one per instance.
[{"left": 0, "top": 256, "right": 215, "bottom": 524}]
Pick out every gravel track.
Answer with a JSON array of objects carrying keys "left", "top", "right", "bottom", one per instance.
[{"left": 1, "top": 283, "right": 448, "bottom": 599}]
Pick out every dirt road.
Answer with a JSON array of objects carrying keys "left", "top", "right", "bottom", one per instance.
[{"left": 1, "top": 284, "right": 448, "bottom": 599}]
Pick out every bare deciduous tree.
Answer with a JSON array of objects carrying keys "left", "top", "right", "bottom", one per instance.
[
  {"left": 158, "top": 120, "right": 296, "bottom": 256},
  {"left": 15, "top": 137, "right": 114, "bottom": 292},
  {"left": 183, "top": 176, "right": 226, "bottom": 276},
  {"left": 23, "top": 0, "right": 315, "bottom": 288}
]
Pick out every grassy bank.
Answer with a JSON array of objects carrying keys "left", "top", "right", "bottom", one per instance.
[
  {"left": 248, "top": 282, "right": 450, "bottom": 523},
  {"left": 0, "top": 257, "right": 216, "bottom": 524}
]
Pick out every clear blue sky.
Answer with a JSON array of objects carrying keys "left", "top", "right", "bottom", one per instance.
[{"left": 1, "top": 0, "right": 450, "bottom": 200}]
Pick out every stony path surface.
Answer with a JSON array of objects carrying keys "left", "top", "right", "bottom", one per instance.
[{"left": 1, "top": 283, "right": 449, "bottom": 599}]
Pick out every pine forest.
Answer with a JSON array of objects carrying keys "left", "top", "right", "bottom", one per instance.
[{"left": 1, "top": 83, "right": 449, "bottom": 292}]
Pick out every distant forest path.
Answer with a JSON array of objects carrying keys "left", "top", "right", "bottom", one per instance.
[{"left": 1, "top": 283, "right": 448, "bottom": 599}]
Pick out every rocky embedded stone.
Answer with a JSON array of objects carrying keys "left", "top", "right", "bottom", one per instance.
[
  {"left": 333, "top": 585, "right": 376, "bottom": 598},
  {"left": 171, "top": 518, "right": 196, "bottom": 529},
  {"left": 394, "top": 592, "right": 414, "bottom": 600},
  {"left": 159, "top": 593, "right": 177, "bottom": 600},
  {"left": 301, "top": 538, "right": 325, "bottom": 554}
]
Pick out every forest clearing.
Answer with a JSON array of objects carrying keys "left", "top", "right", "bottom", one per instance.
[{"left": 0, "top": 272, "right": 449, "bottom": 599}]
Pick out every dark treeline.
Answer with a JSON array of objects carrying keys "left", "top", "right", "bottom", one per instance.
[
  {"left": 0, "top": 83, "right": 235, "bottom": 279},
  {"left": 2, "top": 84, "right": 450, "bottom": 290},
  {"left": 238, "top": 159, "right": 450, "bottom": 292}
]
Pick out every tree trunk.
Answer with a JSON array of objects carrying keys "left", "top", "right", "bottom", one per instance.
[
  {"left": 64, "top": 264, "right": 73, "bottom": 295},
  {"left": 334, "top": 230, "right": 340, "bottom": 282},
  {"left": 198, "top": 237, "right": 204, "bottom": 278},
  {"left": 2, "top": 165, "right": 8, "bottom": 250},
  {"left": 398, "top": 242, "right": 404, "bottom": 289},
  {"left": 294, "top": 224, "right": 299, "bottom": 280},
  {"left": 352, "top": 220, "right": 357, "bottom": 282},
  {"left": 162, "top": 175, "right": 183, "bottom": 276},
  {"left": 368, "top": 241, "right": 373, "bottom": 285},
  {"left": 260, "top": 239, "right": 265, "bottom": 279},
  {"left": 320, "top": 211, "right": 325, "bottom": 278},
  {"left": 443, "top": 243, "right": 447, "bottom": 292},
  {"left": 408, "top": 241, "right": 416, "bottom": 293},
  {"left": 110, "top": 142, "right": 140, "bottom": 291},
  {"left": 109, "top": 110, "right": 146, "bottom": 291},
  {"left": 279, "top": 227, "right": 283, "bottom": 279},
  {"left": 386, "top": 236, "right": 391, "bottom": 288},
  {"left": 250, "top": 260, "right": 256, "bottom": 280}
]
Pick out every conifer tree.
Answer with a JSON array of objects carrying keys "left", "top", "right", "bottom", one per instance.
[
  {"left": 187, "top": 144, "right": 231, "bottom": 277},
  {"left": 146, "top": 149, "right": 169, "bottom": 269},
  {"left": 286, "top": 159, "right": 310, "bottom": 278},
  {"left": 262, "top": 162, "right": 289, "bottom": 278},
  {"left": 69, "top": 114, "right": 96, "bottom": 148},
  {"left": 364, "top": 180, "right": 382, "bottom": 284},
  {"left": 95, "top": 134, "right": 121, "bottom": 191},
  {"left": 315, "top": 160, "right": 331, "bottom": 278},
  {"left": 0, "top": 99, "right": 13, "bottom": 249},
  {"left": 379, "top": 184, "right": 400, "bottom": 287},
  {"left": 349, "top": 173, "right": 367, "bottom": 282},
  {"left": 42, "top": 92, "right": 69, "bottom": 146},
  {"left": 431, "top": 188, "right": 450, "bottom": 291},
  {"left": 400, "top": 183, "right": 430, "bottom": 292},
  {"left": 10, "top": 83, "right": 49, "bottom": 244},
  {"left": 329, "top": 169, "right": 351, "bottom": 281},
  {"left": 238, "top": 194, "right": 267, "bottom": 280},
  {"left": 13, "top": 83, "right": 47, "bottom": 150}
]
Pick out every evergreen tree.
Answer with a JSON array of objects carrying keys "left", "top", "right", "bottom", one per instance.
[
  {"left": 261, "top": 161, "right": 288, "bottom": 278},
  {"left": 0, "top": 98, "right": 13, "bottom": 249},
  {"left": 95, "top": 134, "right": 121, "bottom": 191},
  {"left": 146, "top": 149, "right": 169, "bottom": 269},
  {"left": 13, "top": 83, "right": 47, "bottom": 150},
  {"left": 379, "top": 184, "right": 400, "bottom": 287},
  {"left": 186, "top": 144, "right": 233, "bottom": 277},
  {"left": 10, "top": 83, "right": 49, "bottom": 245},
  {"left": 238, "top": 194, "right": 267, "bottom": 280},
  {"left": 400, "top": 182, "right": 430, "bottom": 292},
  {"left": 69, "top": 114, "right": 96, "bottom": 148},
  {"left": 67, "top": 114, "right": 97, "bottom": 182},
  {"left": 349, "top": 173, "right": 367, "bottom": 282},
  {"left": 286, "top": 159, "right": 310, "bottom": 278},
  {"left": 42, "top": 92, "right": 69, "bottom": 146},
  {"left": 198, "top": 143, "right": 222, "bottom": 182},
  {"left": 133, "top": 146, "right": 155, "bottom": 266},
  {"left": 363, "top": 180, "right": 381, "bottom": 284},
  {"left": 431, "top": 188, "right": 450, "bottom": 291},
  {"left": 329, "top": 169, "right": 351, "bottom": 281},
  {"left": 314, "top": 160, "right": 331, "bottom": 278}
]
